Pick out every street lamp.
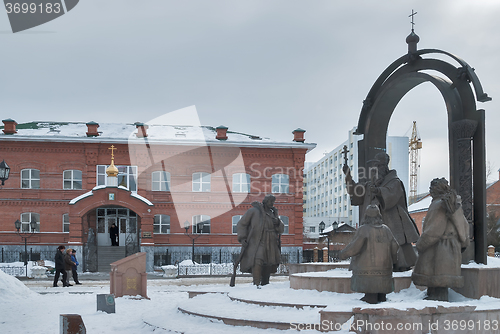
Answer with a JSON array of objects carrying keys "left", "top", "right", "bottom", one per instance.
[
  {"left": 184, "top": 220, "right": 205, "bottom": 263},
  {"left": 0, "top": 160, "right": 10, "bottom": 185},
  {"left": 319, "top": 221, "right": 325, "bottom": 233},
  {"left": 14, "top": 219, "right": 38, "bottom": 277}
]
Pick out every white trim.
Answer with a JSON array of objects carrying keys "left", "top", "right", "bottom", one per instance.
[
  {"left": 69, "top": 191, "right": 93, "bottom": 205},
  {"left": 131, "top": 192, "right": 154, "bottom": 206}
]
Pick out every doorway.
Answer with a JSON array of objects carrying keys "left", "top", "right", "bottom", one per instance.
[{"left": 96, "top": 208, "right": 138, "bottom": 248}]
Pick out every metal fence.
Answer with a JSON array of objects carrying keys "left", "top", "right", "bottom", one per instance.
[
  {"left": 0, "top": 248, "right": 54, "bottom": 264},
  {"left": 0, "top": 266, "right": 26, "bottom": 276},
  {"left": 154, "top": 249, "right": 292, "bottom": 276}
]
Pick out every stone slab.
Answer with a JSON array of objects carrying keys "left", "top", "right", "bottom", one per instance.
[
  {"left": 320, "top": 306, "right": 500, "bottom": 333},
  {"left": 60, "top": 314, "right": 86, "bottom": 334},
  {"left": 97, "top": 294, "right": 115, "bottom": 314},
  {"left": 288, "top": 263, "right": 350, "bottom": 275},
  {"left": 452, "top": 267, "right": 500, "bottom": 299},
  {"left": 110, "top": 252, "right": 148, "bottom": 299},
  {"left": 290, "top": 273, "right": 412, "bottom": 293}
]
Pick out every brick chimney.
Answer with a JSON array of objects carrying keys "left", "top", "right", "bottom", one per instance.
[
  {"left": 216, "top": 125, "right": 228, "bottom": 140},
  {"left": 86, "top": 121, "right": 99, "bottom": 137},
  {"left": 135, "top": 122, "right": 149, "bottom": 138},
  {"left": 2, "top": 118, "right": 17, "bottom": 135},
  {"left": 292, "top": 128, "right": 306, "bottom": 142}
]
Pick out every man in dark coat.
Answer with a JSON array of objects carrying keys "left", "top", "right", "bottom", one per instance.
[
  {"left": 343, "top": 152, "right": 419, "bottom": 270},
  {"left": 109, "top": 223, "right": 119, "bottom": 246},
  {"left": 53, "top": 245, "right": 68, "bottom": 287},
  {"left": 237, "top": 194, "right": 285, "bottom": 286},
  {"left": 339, "top": 205, "right": 399, "bottom": 304}
]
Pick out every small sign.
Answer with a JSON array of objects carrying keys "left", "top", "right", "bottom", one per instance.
[
  {"left": 142, "top": 231, "right": 152, "bottom": 238},
  {"left": 108, "top": 193, "right": 115, "bottom": 201}
]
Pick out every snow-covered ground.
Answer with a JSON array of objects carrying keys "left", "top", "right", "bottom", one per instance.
[{"left": 2, "top": 258, "right": 500, "bottom": 334}]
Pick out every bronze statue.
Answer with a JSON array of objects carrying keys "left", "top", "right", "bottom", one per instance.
[
  {"left": 338, "top": 205, "right": 399, "bottom": 304},
  {"left": 412, "top": 178, "right": 470, "bottom": 301},
  {"left": 236, "top": 194, "right": 284, "bottom": 286},
  {"left": 343, "top": 152, "right": 419, "bottom": 271}
]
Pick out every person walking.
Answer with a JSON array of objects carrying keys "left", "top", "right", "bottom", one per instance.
[
  {"left": 71, "top": 249, "right": 82, "bottom": 285},
  {"left": 53, "top": 245, "right": 67, "bottom": 287},
  {"left": 64, "top": 248, "right": 75, "bottom": 287}
]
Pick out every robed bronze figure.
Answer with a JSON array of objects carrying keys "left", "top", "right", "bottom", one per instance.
[
  {"left": 339, "top": 204, "right": 399, "bottom": 304},
  {"left": 236, "top": 194, "right": 284, "bottom": 286},
  {"left": 412, "top": 178, "right": 470, "bottom": 301},
  {"left": 343, "top": 152, "right": 419, "bottom": 271}
]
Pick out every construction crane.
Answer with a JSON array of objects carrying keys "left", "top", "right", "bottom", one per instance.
[{"left": 409, "top": 121, "right": 422, "bottom": 205}]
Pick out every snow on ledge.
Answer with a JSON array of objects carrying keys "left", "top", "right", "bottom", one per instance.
[
  {"left": 69, "top": 191, "right": 93, "bottom": 204},
  {"left": 131, "top": 192, "right": 153, "bottom": 206},
  {"left": 463, "top": 256, "right": 500, "bottom": 268}
]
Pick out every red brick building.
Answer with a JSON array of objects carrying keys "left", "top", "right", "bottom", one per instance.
[{"left": 0, "top": 119, "right": 315, "bottom": 271}]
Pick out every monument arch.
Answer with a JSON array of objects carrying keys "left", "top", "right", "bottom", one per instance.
[{"left": 355, "top": 30, "right": 491, "bottom": 263}]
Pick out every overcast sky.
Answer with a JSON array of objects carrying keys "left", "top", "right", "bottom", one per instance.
[{"left": 1, "top": 0, "right": 499, "bottom": 194}]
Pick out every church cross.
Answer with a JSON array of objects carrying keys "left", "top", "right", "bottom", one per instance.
[
  {"left": 108, "top": 145, "right": 117, "bottom": 159},
  {"left": 409, "top": 9, "right": 417, "bottom": 31}
]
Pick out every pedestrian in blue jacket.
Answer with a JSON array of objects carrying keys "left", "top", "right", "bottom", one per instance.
[{"left": 71, "top": 249, "right": 82, "bottom": 285}]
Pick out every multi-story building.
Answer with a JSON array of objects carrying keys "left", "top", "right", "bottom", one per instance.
[
  {"left": 303, "top": 127, "right": 409, "bottom": 244},
  {"left": 0, "top": 119, "right": 315, "bottom": 271}
]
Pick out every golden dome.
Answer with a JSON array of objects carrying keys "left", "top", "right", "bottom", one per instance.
[{"left": 106, "top": 159, "right": 119, "bottom": 177}]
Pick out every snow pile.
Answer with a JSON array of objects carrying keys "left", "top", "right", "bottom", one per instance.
[{"left": 0, "top": 270, "right": 37, "bottom": 299}]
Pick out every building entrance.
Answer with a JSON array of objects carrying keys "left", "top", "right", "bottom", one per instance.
[{"left": 96, "top": 208, "right": 138, "bottom": 249}]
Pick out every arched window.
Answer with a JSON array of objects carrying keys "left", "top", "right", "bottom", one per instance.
[
  {"left": 152, "top": 171, "right": 170, "bottom": 191},
  {"left": 192, "top": 172, "right": 210, "bottom": 192},
  {"left": 272, "top": 174, "right": 289, "bottom": 193},
  {"left": 154, "top": 215, "right": 171, "bottom": 234},
  {"left": 21, "top": 169, "right": 40, "bottom": 189},
  {"left": 232, "top": 173, "right": 250, "bottom": 193},
  {"left": 63, "top": 170, "right": 82, "bottom": 190},
  {"left": 20, "top": 212, "right": 40, "bottom": 232}
]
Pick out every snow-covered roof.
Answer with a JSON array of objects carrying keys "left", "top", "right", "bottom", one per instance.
[
  {"left": 0, "top": 121, "right": 316, "bottom": 152},
  {"left": 322, "top": 222, "right": 348, "bottom": 234},
  {"left": 408, "top": 195, "right": 432, "bottom": 213}
]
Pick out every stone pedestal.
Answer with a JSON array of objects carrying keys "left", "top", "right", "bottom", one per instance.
[
  {"left": 60, "top": 314, "right": 86, "bottom": 334},
  {"left": 110, "top": 252, "right": 148, "bottom": 299},
  {"left": 288, "top": 263, "right": 350, "bottom": 275},
  {"left": 320, "top": 306, "right": 500, "bottom": 333},
  {"left": 452, "top": 266, "right": 500, "bottom": 299}
]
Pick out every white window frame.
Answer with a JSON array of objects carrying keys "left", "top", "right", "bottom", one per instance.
[
  {"left": 279, "top": 215, "right": 289, "bottom": 234},
  {"left": 232, "top": 215, "right": 242, "bottom": 234},
  {"left": 272, "top": 174, "right": 289, "bottom": 193},
  {"left": 97, "top": 165, "right": 138, "bottom": 192},
  {"left": 63, "top": 170, "right": 82, "bottom": 190},
  {"left": 192, "top": 215, "right": 210, "bottom": 234},
  {"left": 154, "top": 214, "right": 171, "bottom": 234},
  {"left": 63, "top": 214, "right": 70, "bottom": 233},
  {"left": 20, "top": 212, "right": 40, "bottom": 232},
  {"left": 21, "top": 169, "right": 40, "bottom": 189},
  {"left": 192, "top": 172, "right": 210, "bottom": 192},
  {"left": 152, "top": 171, "right": 170, "bottom": 191},
  {"left": 232, "top": 173, "right": 250, "bottom": 193}
]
